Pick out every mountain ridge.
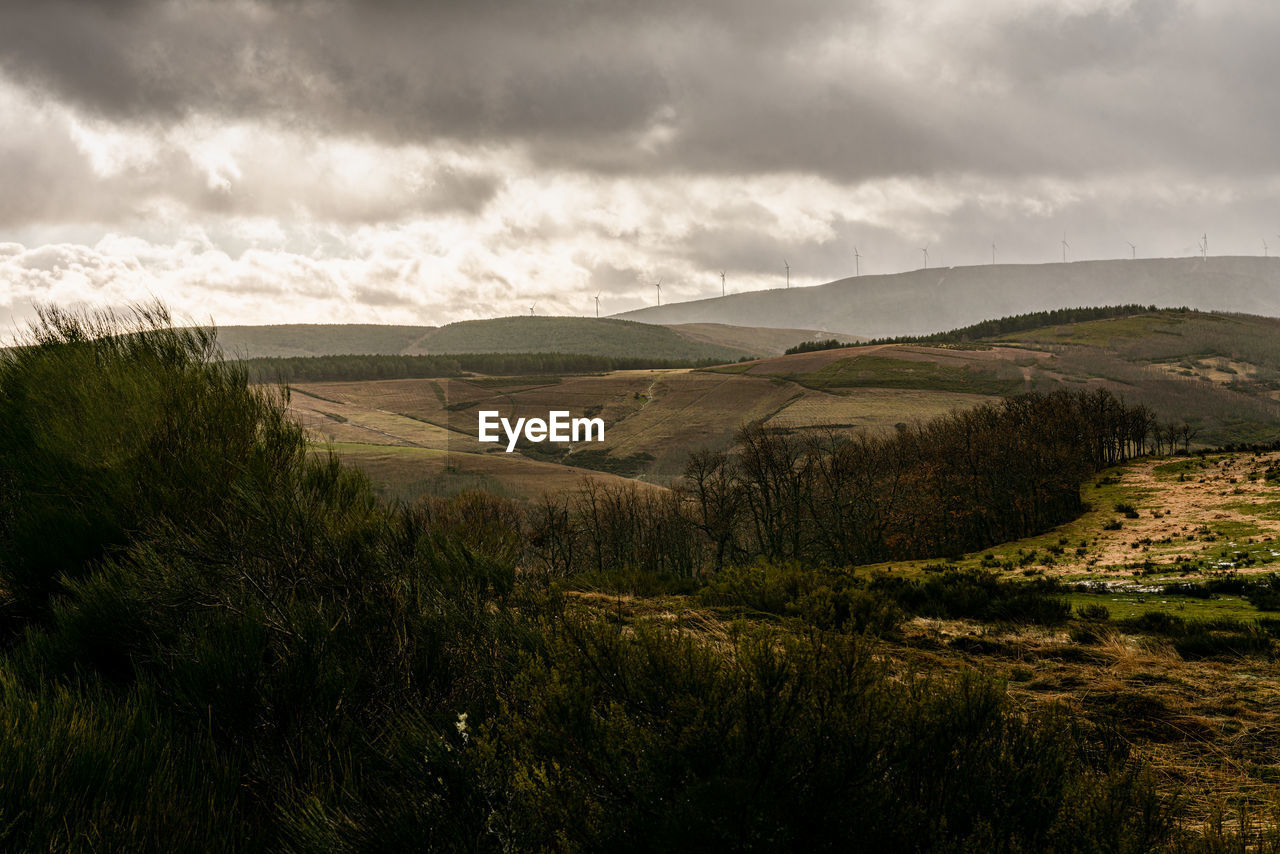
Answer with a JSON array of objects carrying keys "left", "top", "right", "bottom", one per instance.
[{"left": 613, "top": 256, "right": 1280, "bottom": 338}]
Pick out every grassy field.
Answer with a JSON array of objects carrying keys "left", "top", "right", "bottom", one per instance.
[
  {"left": 321, "top": 441, "right": 660, "bottom": 502},
  {"left": 288, "top": 366, "right": 997, "bottom": 489},
  {"left": 722, "top": 310, "right": 1280, "bottom": 447}
]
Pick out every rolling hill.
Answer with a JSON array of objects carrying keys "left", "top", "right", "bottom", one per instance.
[
  {"left": 719, "top": 308, "right": 1280, "bottom": 446},
  {"left": 216, "top": 324, "right": 433, "bottom": 358},
  {"left": 614, "top": 256, "right": 1280, "bottom": 338},
  {"left": 402, "top": 317, "right": 743, "bottom": 360},
  {"left": 286, "top": 308, "right": 1280, "bottom": 498},
  {"left": 214, "top": 317, "right": 849, "bottom": 360}
]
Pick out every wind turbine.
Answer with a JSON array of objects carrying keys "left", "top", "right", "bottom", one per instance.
[
  {"left": 920, "top": 245, "right": 929, "bottom": 269},
  {"left": 720, "top": 270, "right": 726, "bottom": 296},
  {"left": 1061, "top": 232, "right": 1070, "bottom": 263},
  {"left": 784, "top": 259, "right": 790, "bottom": 289},
  {"left": 1265, "top": 239, "right": 1270, "bottom": 259},
  {"left": 854, "top": 247, "right": 861, "bottom": 276},
  {"left": 653, "top": 279, "right": 662, "bottom": 306},
  {"left": 529, "top": 304, "right": 536, "bottom": 317},
  {"left": 991, "top": 241, "right": 996, "bottom": 265},
  {"left": 593, "top": 291, "right": 601, "bottom": 318},
  {"left": 1200, "top": 233, "right": 1208, "bottom": 259},
  {"left": 1127, "top": 241, "right": 1136, "bottom": 260}
]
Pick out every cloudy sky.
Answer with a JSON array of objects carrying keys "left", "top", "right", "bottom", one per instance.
[{"left": 1, "top": 0, "right": 1277, "bottom": 333}]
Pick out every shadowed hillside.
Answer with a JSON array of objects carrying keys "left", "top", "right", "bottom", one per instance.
[{"left": 615, "top": 257, "right": 1280, "bottom": 338}]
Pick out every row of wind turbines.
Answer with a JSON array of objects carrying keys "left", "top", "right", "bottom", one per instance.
[{"left": 542, "top": 231, "right": 1279, "bottom": 317}]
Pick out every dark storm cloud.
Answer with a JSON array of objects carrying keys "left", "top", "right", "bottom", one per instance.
[
  {"left": 6, "top": 0, "right": 1277, "bottom": 185},
  {"left": 0, "top": 0, "right": 1187, "bottom": 184}
]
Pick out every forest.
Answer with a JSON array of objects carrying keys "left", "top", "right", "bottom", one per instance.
[{"left": 0, "top": 306, "right": 1257, "bottom": 851}]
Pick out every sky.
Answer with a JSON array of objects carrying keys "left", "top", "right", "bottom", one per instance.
[{"left": 1, "top": 0, "right": 1278, "bottom": 334}]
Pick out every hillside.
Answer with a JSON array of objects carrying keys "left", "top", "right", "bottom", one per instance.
[
  {"left": 664, "top": 323, "right": 863, "bottom": 355},
  {"left": 216, "top": 324, "right": 433, "bottom": 358},
  {"left": 403, "top": 316, "right": 746, "bottom": 360},
  {"left": 286, "top": 309, "right": 1280, "bottom": 492},
  {"left": 615, "top": 256, "right": 1280, "bottom": 338},
  {"left": 213, "top": 317, "right": 843, "bottom": 361},
  {"left": 721, "top": 309, "right": 1280, "bottom": 447}
]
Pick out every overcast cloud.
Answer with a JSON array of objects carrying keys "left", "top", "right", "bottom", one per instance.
[{"left": 1, "top": 0, "right": 1277, "bottom": 334}]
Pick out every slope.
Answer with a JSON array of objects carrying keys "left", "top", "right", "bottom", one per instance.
[
  {"left": 404, "top": 316, "right": 747, "bottom": 361},
  {"left": 214, "top": 318, "right": 826, "bottom": 361},
  {"left": 615, "top": 257, "right": 1280, "bottom": 338},
  {"left": 719, "top": 309, "right": 1280, "bottom": 447},
  {"left": 216, "top": 324, "right": 433, "bottom": 358}
]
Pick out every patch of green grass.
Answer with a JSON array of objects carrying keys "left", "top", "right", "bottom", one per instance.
[
  {"left": 1010, "top": 313, "right": 1187, "bottom": 348},
  {"left": 1223, "top": 500, "right": 1280, "bottom": 521},
  {"left": 1066, "top": 591, "right": 1265, "bottom": 622},
  {"left": 786, "top": 355, "right": 1025, "bottom": 395},
  {"left": 1152, "top": 458, "right": 1210, "bottom": 479}
]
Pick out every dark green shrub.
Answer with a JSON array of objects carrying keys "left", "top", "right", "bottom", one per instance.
[
  {"left": 1077, "top": 603, "right": 1111, "bottom": 621},
  {"left": 1114, "top": 502, "right": 1140, "bottom": 519},
  {"left": 483, "top": 618, "right": 1172, "bottom": 852},
  {"left": 0, "top": 304, "right": 302, "bottom": 620}
]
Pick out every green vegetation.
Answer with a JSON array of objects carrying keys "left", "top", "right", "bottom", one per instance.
[
  {"left": 866, "top": 305, "right": 1177, "bottom": 346},
  {"left": 217, "top": 317, "right": 754, "bottom": 363},
  {"left": 0, "top": 304, "right": 1200, "bottom": 851},
  {"left": 786, "top": 353, "right": 1026, "bottom": 394},
  {"left": 215, "top": 323, "right": 431, "bottom": 358},
  {"left": 415, "top": 315, "right": 747, "bottom": 360},
  {"left": 16, "top": 305, "right": 1280, "bottom": 848},
  {"left": 784, "top": 336, "right": 850, "bottom": 355}
]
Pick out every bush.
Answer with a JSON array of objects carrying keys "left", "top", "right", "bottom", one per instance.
[
  {"left": 485, "top": 619, "right": 1171, "bottom": 852},
  {"left": 1077, "top": 604, "right": 1112, "bottom": 621},
  {"left": 1114, "top": 502, "right": 1141, "bottom": 519}
]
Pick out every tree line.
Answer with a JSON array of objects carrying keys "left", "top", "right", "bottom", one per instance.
[{"left": 523, "top": 388, "right": 1183, "bottom": 579}]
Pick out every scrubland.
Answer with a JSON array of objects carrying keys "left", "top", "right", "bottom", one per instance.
[{"left": 6, "top": 306, "right": 1280, "bottom": 850}]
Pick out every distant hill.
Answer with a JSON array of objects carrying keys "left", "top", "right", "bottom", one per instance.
[
  {"left": 212, "top": 318, "right": 844, "bottom": 361},
  {"left": 716, "top": 308, "right": 1280, "bottom": 447},
  {"left": 215, "top": 324, "right": 433, "bottom": 358},
  {"left": 282, "top": 308, "right": 1280, "bottom": 495},
  {"left": 615, "top": 257, "right": 1280, "bottom": 338},
  {"left": 404, "top": 316, "right": 746, "bottom": 361},
  {"left": 666, "top": 323, "right": 863, "bottom": 355}
]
